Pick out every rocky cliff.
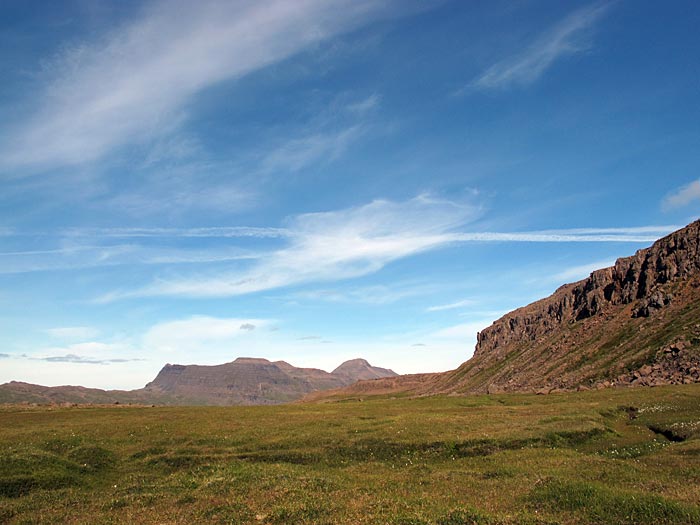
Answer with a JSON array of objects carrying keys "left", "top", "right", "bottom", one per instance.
[
  {"left": 309, "top": 220, "right": 700, "bottom": 401},
  {"left": 473, "top": 220, "right": 700, "bottom": 360},
  {"left": 440, "top": 219, "right": 700, "bottom": 394}
]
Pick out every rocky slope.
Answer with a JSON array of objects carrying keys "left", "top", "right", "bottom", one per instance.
[
  {"left": 310, "top": 220, "right": 700, "bottom": 400},
  {"left": 0, "top": 358, "right": 397, "bottom": 405}
]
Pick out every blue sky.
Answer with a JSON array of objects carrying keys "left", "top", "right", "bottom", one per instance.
[{"left": 1, "top": 0, "right": 699, "bottom": 389}]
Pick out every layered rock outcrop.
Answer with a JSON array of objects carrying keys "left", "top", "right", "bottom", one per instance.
[
  {"left": 474, "top": 220, "right": 700, "bottom": 360},
  {"left": 309, "top": 220, "right": 700, "bottom": 401}
]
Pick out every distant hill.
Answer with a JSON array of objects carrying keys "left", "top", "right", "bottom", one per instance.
[
  {"left": 309, "top": 220, "right": 700, "bottom": 401},
  {"left": 0, "top": 358, "right": 397, "bottom": 406},
  {"left": 332, "top": 358, "right": 397, "bottom": 381}
]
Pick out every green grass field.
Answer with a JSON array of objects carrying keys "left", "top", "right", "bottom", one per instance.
[{"left": 1, "top": 385, "right": 700, "bottom": 524}]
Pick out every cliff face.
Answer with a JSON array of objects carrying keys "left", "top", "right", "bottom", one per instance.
[
  {"left": 435, "top": 220, "right": 700, "bottom": 394},
  {"left": 308, "top": 220, "right": 700, "bottom": 401},
  {"left": 474, "top": 220, "right": 700, "bottom": 360}
]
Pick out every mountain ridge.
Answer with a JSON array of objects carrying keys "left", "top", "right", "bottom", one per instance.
[
  {"left": 307, "top": 220, "right": 700, "bottom": 401},
  {"left": 0, "top": 357, "right": 397, "bottom": 406}
]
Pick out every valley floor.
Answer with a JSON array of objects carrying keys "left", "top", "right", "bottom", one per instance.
[{"left": 1, "top": 385, "right": 700, "bottom": 524}]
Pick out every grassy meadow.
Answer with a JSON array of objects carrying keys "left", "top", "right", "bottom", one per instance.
[{"left": 1, "top": 385, "right": 700, "bottom": 524}]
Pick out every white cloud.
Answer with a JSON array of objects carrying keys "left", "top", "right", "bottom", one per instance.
[
  {"left": 533, "top": 226, "right": 679, "bottom": 235},
  {"left": 550, "top": 259, "right": 615, "bottom": 283},
  {"left": 262, "top": 125, "right": 365, "bottom": 173},
  {"left": 662, "top": 179, "right": 700, "bottom": 211},
  {"left": 473, "top": 2, "right": 612, "bottom": 90},
  {"left": 97, "top": 191, "right": 675, "bottom": 301},
  {"left": 346, "top": 93, "right": 381, "bottom": 114},
  {"left": 450, "top": 230, "right": 670, "bottom": 243},
  {"left": 62, "top": 226, "right": 290, "bottom": 239},
  {"left": 0, "top": 243, "right": 259, "bottom": 274},
  {"left": 46, "top": 326, "right": 100, "bottom": 340},
  {"left": 142, "top": 316, "right": 269, "bottom": 362},
  {"left": 109, "top": 194, "right": 481, "bottom": 299},
  {"left": 1, "top": 0, "right": 399, "bottom": 171},
  {"left": 432, "top": 321, "right": 492, "bottom": 341},
  {"left": 296, "top": 281, "right": 440, "bottom": 305},
  {"left": 426, "top": 299, "right": 474, "bottom": 312},
  {"left": 0, "top": 348, "right": 156, "bottom": 390}
]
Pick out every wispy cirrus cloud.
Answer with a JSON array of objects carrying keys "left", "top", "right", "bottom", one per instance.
[
  {"left": 662, "top": 179, "right": 700, "bottom": 211},
  {"left": 426, "top": 299, "right": 474, "bottom": 312},
  {"left": 295, "top": 281, "right": 441, "bottom": 305},
  {"left": 97, "top": 194, "right": 674, "bottom": 301},
  {"left": 60, "top": 226, "right": 290, "bottom": 239},
  {"left": 37, "top": 354, "right": 143, "bottom": 365},
  {"left": 472, "top": 2, "right": 613, "bottom": 91},
  {"left": 0, "top": 244, "right": 259, "bottom": 274},
  {"left": 103, "top": 194, "right": 481, "bottom": 300},
  {"left": 261, "top": 125, "right": 365, "bottom": 174},
  {"left": 450, "top": 230, "right": 671, "bottom": 243},
  {"left": 550, "top": 259, "right": 616, "bottom": 283},
  {"left": 0, "top": 0, "right": 402, "bottom": 172},
  {"left": 33, "top": 341, "right": 144, "bottom": 366}
]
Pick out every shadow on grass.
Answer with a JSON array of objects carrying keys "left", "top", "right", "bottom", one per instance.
[
  {"left": 229, "top": 428, "right": 612, "bottom": 467},
  {"left": 0, "top": 445, "right": 116, "bottom": 498}
]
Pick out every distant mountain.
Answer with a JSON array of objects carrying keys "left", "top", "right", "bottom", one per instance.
[
  {"left": 332, "top": 358, "right": 397, "bottom": 381},
  {"left": 143, "top": 357, "right": 397, "bottom": 405},
  {"left": 309, "top": 220, "right": 700, "bottom": 401},
  {"left": 0, "top": 358, "right": 397, "bottom": 406}
]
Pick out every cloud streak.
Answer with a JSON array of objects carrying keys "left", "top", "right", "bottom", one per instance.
[
  {"left": 105, "top": 194, "right": 481, "bottom": 300},
  {"left": 473, "top": 2, "right": 612, "bottom": 90},
  {"left": 37, "top": 354, "right": 143, "bottom": 365},
  {"left": 261, "top": 125, "right": 365, "bottom": 174},
  {"left": 427, "top": 299, "right": 474, "bottom": 312},
  {"left": 0, "top": 243, "right": 259, "bottom": 274},
  {"left": 662, "top": 179, "right": 700, "bottom": 211},
  {"left": 550, "top": 259, "right": 616, "bottom": 283},
  {"left": 61, "top": 226, "right": 290, "bottom": 239},
  {"left": 98, "top": 194, "right": 674, "bottom": 301},
  {"left": 1, "top": 0, "right": 398, "bottom": 171}
]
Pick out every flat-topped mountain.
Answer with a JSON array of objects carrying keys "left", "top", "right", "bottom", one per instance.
[
  {"left": 310, "top": 220, "right": 700, "bottom": 401},
  {"left": 143, "top": 357, "right": 397, "bottom": 405},
  {"left": 0, "top": 357, "right": 397, "bottom": 406}
]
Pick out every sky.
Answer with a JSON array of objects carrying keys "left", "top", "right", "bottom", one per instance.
[{"left": 0, "top": 0, "right": 699, "bottom": 390}]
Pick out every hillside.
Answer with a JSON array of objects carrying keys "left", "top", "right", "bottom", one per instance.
[
  {"left": 0, "top": 358, "right": 397, "bottom": 406},
  {"left": 310, "top": 220, "right": 700, "bottom": 400}
]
